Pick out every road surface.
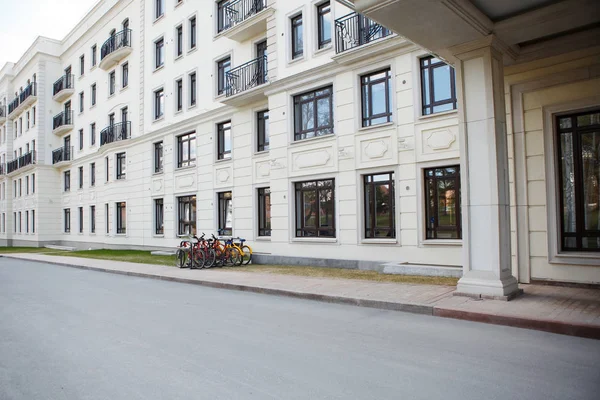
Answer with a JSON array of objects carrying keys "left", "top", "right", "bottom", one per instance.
[{"left": 0, "top": 258, "right": 598, "bottom": 400}]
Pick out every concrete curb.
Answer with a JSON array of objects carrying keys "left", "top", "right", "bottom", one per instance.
[
  {"left": 433, "top": 308, "right": 600, "bottom": 340},
  {"left": 4, "top": 255, "right": 599, "bottom": 340}
]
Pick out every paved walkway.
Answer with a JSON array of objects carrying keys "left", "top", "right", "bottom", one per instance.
[{"left": 2, "top": 253, "right": 599, "bottom": 339}]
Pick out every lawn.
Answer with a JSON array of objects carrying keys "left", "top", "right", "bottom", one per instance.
[{"left": 0, "top": 247, "right": 458, "bottom": 286}]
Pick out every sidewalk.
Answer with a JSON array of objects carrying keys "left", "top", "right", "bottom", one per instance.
[{"left": 3, "top": 253, "right": 599, "bottom": 339}]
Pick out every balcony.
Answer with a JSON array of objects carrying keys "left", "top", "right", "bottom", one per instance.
[
  {"left": 52, "top": 111, "right": 74, "bottom": 136},
  {"left": 335, "top": 12, "right": 393, "bottom": 54},
  {"left": 53, "top": 74, "right": 75, "bottom": 102},
  {"left": 0, "top": 106, "right": 6, "bottom": 124},
  {"left": 52, "top": 146, "right": 74, "bottom": 165},
  {"left": 216, "top": 0, "right": 274, "bottom": 42},
  {"left": 7, "top": 151, "right": 36, "bottom": 174},
  {"left": 7, "top": 82, "right": 37, "bottom": 119},
  {"left": 99, "top": 29, "right": 132, "bottom": 71},
  {"left": 222, "top": 56, "right": 268, "bottom": 106},
  {"left": 100, "top": 121, "right": 131, "bottom": 146}
]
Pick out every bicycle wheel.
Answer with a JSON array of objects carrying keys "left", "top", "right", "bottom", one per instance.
[
  {"left": 226, "top": 247, "right": 242, "bottom": 266},
  {"left": 240, "top": 245, "right": 253, "bottom": 265},
  {"left": 191, "top": 248, "right": 205, "bottom": 269},
  {"left": 204, "top": 248, "right": 217, "bottom": 268},
  {"left": 176, "top": 249, "right": 188, "bottom": 269}
]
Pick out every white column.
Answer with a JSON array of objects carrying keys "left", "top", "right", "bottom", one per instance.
[{"left": 453, "top": 37, "right": 520, "bottom": 299}]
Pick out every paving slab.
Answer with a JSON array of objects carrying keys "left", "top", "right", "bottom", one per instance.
[{"left": 2, "top": 253, "right": 599, "bottom": 339}]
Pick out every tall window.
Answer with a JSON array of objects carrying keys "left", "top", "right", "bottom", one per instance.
[
  {"left": 257, "top": 110, "right": 269, "bottom": 152},
  {"left": 154, "top": 141, "right": 164, "bottom": 173},
  {"left": 64, "top": 170, "right": 71, "bottom": 192},
  {"left": 291, "top": 14, "right": 303, "bottom": 59},
  {"left": 78, "top": 207, "right": 84, "bottom": 233},
  {"left": 91, "top": 123, "right": 96, "bottom": 146},
  {"left": 258, "top": 187, "right": 271, "bottom": 236},
  {"left": 155, "top": 37, "right": 165, "bottom": 69},
  {"left": 64, "top": 209, "right": 71, "bottom": 233},
  {"left": 556, "top": 110, "right": 600, "bottom": 251},
  {"left": 105, "top": 204, "right": 110, "bottom": 234},
  {"left": 26, "top": 176, "right": 29, "bottom": 195},
  {"left": 217, "top": 57, "right": 230, "bottom": 96},
  {"left": 176, "top": 25, "right": 183, "bottom": 57},
  {"left": 91, "top": 83, "right": 97, "bottom": 106},
  {"left": 122, "top": 63, "right": 129, "bottom": 88},
  {"left": 79, "top": 55, "right": 85, "bottom": 76},
  {"left": 79, "top": 129, "right": 84, "bottom": 150},
  {"left": 155, "top": 0, "right": 164, "bottom": 19},
  {"left": 295, "top": 179, "right": 335, "bottom": 237},
  {"left": 217, "top": 121, "right": 232, "bottom": 160},
  {"left": 176, "top": 78, "right": 183, "bottom": 111},
  {"left": 116, "top": 202, "right": 126, "bottom": 234},
  {"left": 78, "top": 166, "right": 84, "bottom": 189},
  {"left": 189, "top": 72, "right": 197, "bottom": 106},
  {"left": 154, "top": 88, "right": 164, "bottom": 120},
  {"left": 32, "top": 174, "right": 35, "bottom": 193},
  {"left": 424, "top": 166, "right": 461, "bottom": 239},
  {"left": 25, "top": 211, "right": 29, "bottom": 233},
  {"left": 90, "top": 163, "right": 96, "bottom": 187},
  {"left": 293, "top": 86, "right": 333, "bottom": 141},
  {"left": 155, "top": 198, "right": 164, "bottom": 235},
  {"left": 116, "top": 152, "right": 126, "bottom": 180},
  {"left": 189, "top": 16, "right": 197, "bottom": 49},
  {"left": 177, "top": 132, "right": 196, "bottom": 168},
  {"left": 364, "top": 173, "right": 395, "bottom": 238},
  {"left": 79, "top": 92, "right": 84, "bottom": 112},
  {"left": 32, "top": 211, "right": 36, "bottom": 233},
  {"left": 361, "top": 68, "right": 392, "bottom": 127},
  {"left": 90, "top": 205, "right": 96, "bottom": 233},
  {"left": 217, "top": 0, "right": 231, "bottom": 32},
  {"left": 109, "top": 71, "right": 116, "bottom": 95},
  {"left": 317, "top": 2, "right": 331, "bottom": 49},
  {"left": 420, "top": 56, "right": 457, "bottom": 115},
  {"left": 91, "top": 45, "right": 97, "bottom": 67},
  {"left": 178, "top": 195, "right": 196, "bottom": 235},
  {"left": 218, "top": 191, "right": 233, "bottom": 236},
  {"left": 105, "top": 156, "right": 110, "bottom": 182}
]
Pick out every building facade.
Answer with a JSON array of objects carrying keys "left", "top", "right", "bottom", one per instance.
[{"left": 0, "top": 0, "right": 598, "bottom": 291}]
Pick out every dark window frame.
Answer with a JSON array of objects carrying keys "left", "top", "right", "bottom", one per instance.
[
  {"left": 122, "top": 62, "right": 129, "bottom": 88},
  {"left": 189, "top": 72, "right": 196, "bottom": 106},
  {"left": 555, "top": 110, "right": 600, "bottom": 252},
  {"left": 176, "top": 25, "right": 183, "bottom": 56},
  {"left": 78, "top": 207, "right": 84, "bottom": 233},
  {"left": 90, "top": 205, "right": 96, "bottom": 233},
  {"left": 420, "top": 56, "right": 457, "bottom": 116},
  {"left": 116, "top": 202, "right": 126, "bottom": 234},
  {"left": 291, "top": 14, "right": 303, "bottom": 59},
  {"left": 90, "top": 163, "right": 96, "bottom": 187},
  {"left": 178, "top": 195, "right": 196, "bottom": 235},
  {"left": 364, "top": 172, "right": 396, "bottom": 238},
  {"left": 361, "top": 68, "right": 393, "bottom": 127},
  {"left": 176, "top": 78, "right": 183, "bottom": 111},
  {"left": 91, "top": 123, "right": 96, "bottom": 146},
  {"left": 155, "top": 37, "right": 165, "bottom": 69},
  {"left": 64, "top": 170, "right": 71, "bottom": 192},
  {"left": 154, "top": 141, "right": 164, "bottom": 173},
  {"left": 295, "top": 178, "right": 335, "bottom": 238},
  {"left": 155, "top": 198, "right": 164, "bottom": 235},
  {"left": 424, "top": 165, "right": 462, "bottom": 240},
  {"left": 217, "top": 57, "right": 231, "bottom": 96},
  {"left": 78, "top": 166, "right": 84, "bottom": 189},
  {"left": 154, "top": 88, "right": 164, "bottom": 120},
  {"left": 91, "top": 83, "right": 97, "bottom": 106},
  {"left": 177, "top": 132, "right": 196, "bottom": 168},
  {"left": 257, "top": 110, "right": 269, "bottom": 152},
  {"left": 155, "top": 0, "right": 164, "bottom": 19},
  {"left": 258, "top": 187, "right": 271, "bottom": 237},
  {"left": 109, "top": 71, "right": 116, "bottom": 95},
  {"left": 116, "top": 152, "right": 126, "bottom": 180},
  {"left": 218, "top": 191, "right": 233, "bottom": 236},
  {"left": 293, "top": 85, "right": 334, "bottom": 141},
  {"left": 189, "top": 16, "right": 197, "bottom": 49},
  {"left": 317, "top": 2, "right": 331, "bottom": 49},
  {"left": 64, "top": 208, "right": 71, "bottom": 233},
  {"left": 217, "top": 121, "right": 232, "bottom": 160}
]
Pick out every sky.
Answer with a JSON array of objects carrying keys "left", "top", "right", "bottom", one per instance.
[{"left": 0, "top": 0, "right": 100, "bottom": 68}]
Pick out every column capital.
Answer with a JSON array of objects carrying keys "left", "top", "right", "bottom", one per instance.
[{"left": 449, "top": 34, "right": 518, "bottom": 63}]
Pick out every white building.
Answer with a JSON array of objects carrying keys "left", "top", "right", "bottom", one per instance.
[{"left": 0, "top": 0, "right": 598, "bottom": 296}]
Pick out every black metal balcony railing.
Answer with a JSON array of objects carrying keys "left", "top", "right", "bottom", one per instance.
[
  {"left": 52, "top": 146, "right": 74, "bottom": 165},
  {"left": 225, "top": 56, "right": 268, "bottom": 97},
  {"left": 53, "top": 111, "right": 74, "bottom": 131},
  {"left": 218, "top": 0, "right": 266, "bottom": 33},
  {"left": 8, "top": 82, "right": 37, "bottom": 115},
  {"left": 100, "top": 29, "right": 132, "bottom": 61},
  {"left": 335, "top": 12, "right": 393, "bottom": 54},
  {"left": 7, "top": 151, "right": 36, "bottom": 174},
  {"left": 100, "top": 121, "right": 131, "bottom": 146},
  {"left": 53, "top": 74, "right": 75, "bottom": 97}
]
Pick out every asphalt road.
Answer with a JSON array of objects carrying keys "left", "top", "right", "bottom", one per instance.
[{"left": 0, "top": 258, "right": 599, "bottom": 400}]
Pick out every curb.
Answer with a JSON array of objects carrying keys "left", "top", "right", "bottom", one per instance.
[
  {"left": 433, "top": 308, "right": 600, "bottom": 340},
  {"left": 4, "top": 255, "right": 599, "bottom": 340}
]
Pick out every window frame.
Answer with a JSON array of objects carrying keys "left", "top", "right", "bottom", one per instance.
[
  {"left": 363, "top": 172, "right": 396, "bottom": 239},
  {"left": 176, "top": 25, "right": 183, "bottom": 57},
  {"left": 317, "top": 2, "right": 331, "bottom": 50},
  {"left": 116, "top": 202, "right": 126, "bottom": 234},
  {"left": 420, "top": 56, "right": 457, "bottom": 116},
  {"left": 291, "top": 14, "right": 303, "bottom": 60},
  {"left": 91, "top": 83, "right": 97, "bottom": 106},
  {"left": 155, "top": 0, "right": 164, "bottom": 19},
  {"left": 64, "top": 208, "right": 71, "bottom": 233},
  {"left": 217, "top": 191, "right": 233, "bottom": 236},
  {"left": 217, "top": 120, "right": 232, "bottom": 160},
  {"left": 109, "top": 71, "right": 116, "bottom": 95},
  {"left": 154, "top": 88, "right": 164, "bottom": 120},
  {"left": 189, "top": 72, "right": 196, "bottom": 106},
  {"left": 294, "top": 178, "right": 336, "bottom": 238},
  {"left": 424, "top": 165, "right": 462, "bottom": 240},
  {"left": 116, "top": 152, "right": 126, "bottom": 180},
  {"left": 90, "top": 205, "right": 96, "bottom": 233},
  {"left": 78, "top": 166, "right": 84, "bottom": 189},
  {"left": 177, "top": 132, "right": 196, "bottom": 168},
  {"left": 90, "top": 162, "right": 96, "bottom": 187},
  {"left": 293, "top": 85, "right": 334, "bottom": 141},
  {"left": 217, "top": 57, "right": 231, "bottom": 96},
  {"left": 257, "top": 110, "right": 269, "bottom": 152},
  {"left": 64, "top": 170, "right": 71, "bottom": 192},
  {"left": 257, "top": 187, "right": 271, "bottom": 237},
  {"left": 122, "top": 63, "right": 129, "bottom": 88},
  {"left": 360, "top": 68, "right": 393, "bottom": 127},
  {"left": 78, "top": 207, "right": 84, "bottom": 233},
  {"left": 189, "top": 16, "right": 197, "bottom": 50},
  {"left": 155, "top": 37, "right": 165, "bottom": 69},
  {"left": 178, "top": 195, "right": 196, "bottom": 236},
  {"left": 154, "top": 198, "right": 164, "bottom": 235}
]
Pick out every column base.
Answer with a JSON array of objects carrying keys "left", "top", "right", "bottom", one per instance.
[{"left": 456, "top": 270, "right": 521, "bottom": 301}]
